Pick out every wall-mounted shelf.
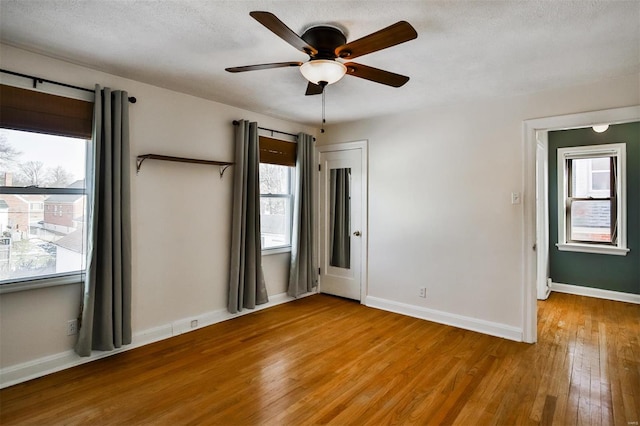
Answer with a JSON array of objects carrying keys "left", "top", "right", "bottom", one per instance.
[{"left": 136, "top": 154, "right": 234, "bottom": 178}]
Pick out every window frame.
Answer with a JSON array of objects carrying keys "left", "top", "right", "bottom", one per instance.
[
  {"left": 556, "top": 143, "right": 629, "bottom": 256},
  {"left": 259, "top": 163, "right": 295, "bottom": 254},
  {"left": 0, "top": 82, "right": 94, "bottom": 293}
]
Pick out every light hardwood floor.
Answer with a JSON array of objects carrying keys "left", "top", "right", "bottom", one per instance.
[{"left": 1, "top": 292, "right": 638, "bottom": 425}]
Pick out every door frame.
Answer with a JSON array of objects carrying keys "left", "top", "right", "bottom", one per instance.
[
  {"left": 522, "top": 105, "right": 640, "bottom": 343},
  {"left": 317, "top": 140, "right": 368, "bottom": 303},
  {"left": 535, "top": 139, "right": 550, "bottom": 301}
]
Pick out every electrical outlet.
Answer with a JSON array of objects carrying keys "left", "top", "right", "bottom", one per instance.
[
  {"left": 419, "top": 287, "right": 427, "bottom": 298},
  {"left": 67, "top": 319, "right": 78, "bottom": 336},
  {"left": 190, "top": 319, "right": 198, "bottom": 328}
]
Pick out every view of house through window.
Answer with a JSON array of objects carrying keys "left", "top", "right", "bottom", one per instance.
[
  {"left": 259, "top": 163, "right": 293, "bottom": 250},
  {"left": 0, "top": 128, "right": 89, "bottom": 283}
]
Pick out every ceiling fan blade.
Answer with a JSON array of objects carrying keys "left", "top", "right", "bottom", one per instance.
[
  {"left": 225, "top": 62, "right": 302, "bottom": 73},
  {"left": 344, "top": 62, "right": 410, "bottom": 87},
  {"left": 250, "top": 11, "right": 318, "bottom": 56},
  {"left": 336, "top": 21, "right": 417, "bottom": 60},
  {"left": 305, "top": 82, "right": 324, "bottom": 96}
]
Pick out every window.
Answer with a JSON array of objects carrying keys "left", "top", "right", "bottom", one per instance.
[
  {"left": 557, "top": 143, "right": 628, "bottom": 256},
  {"left": 260, "top": 163, "right": 293, "bottom": 250},
  {"left": 0, "top": 84, "right": 93, "bottom": 291},
  {"left": 258, "top": 136, "right": 296, "bottom": 252},
  {"left": 0, "top": 129, "right": 90, "bottom": 284}
]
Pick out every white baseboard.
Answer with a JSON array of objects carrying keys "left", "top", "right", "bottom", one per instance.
[
  {"left": 0, "top": 290, "right": 316, "bottom": 389},
  {"left": 549, "top": 281, "right": 640, "bottom": 304},
  {"left": 364, "top": 296, "right": 523, "bottom": 342}
]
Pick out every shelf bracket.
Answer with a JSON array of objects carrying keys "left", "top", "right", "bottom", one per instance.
[
  {"left": 136, "top": 156, "right": 147, "bottom": 175},
  {"left": 219, "top": 164, "right": 232, "bottom": 178}
]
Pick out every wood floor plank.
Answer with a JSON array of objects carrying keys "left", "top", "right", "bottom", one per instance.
[
  {"left": 540, "top": 394, "right": 557, "bottom": 426},
  {"left": 1, "top": 292, "right": 638, "bottom": 425}
]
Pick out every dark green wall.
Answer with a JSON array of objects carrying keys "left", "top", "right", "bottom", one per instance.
[{"left": 548, "top": 122, "right": 639, "bottom": 295}]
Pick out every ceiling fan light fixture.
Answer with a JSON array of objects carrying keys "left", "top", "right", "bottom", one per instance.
[{"left": 300, "top": 59, "right": 347, "bottom": 85}]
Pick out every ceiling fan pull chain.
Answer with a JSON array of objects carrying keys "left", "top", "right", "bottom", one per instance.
[{"left": 321, "top": 87, "right": 326, "bottom": 133}]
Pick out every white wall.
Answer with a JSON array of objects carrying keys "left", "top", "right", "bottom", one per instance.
[
  {"left": 0, "top": 208, "right": 7, "bottom": 234},
  {"left": 0, "top": 44, "right": 316, "bottom": 372},
  {"left": 319, "top": 73, "right": 639, "bottom": 337},
  {"left": 55, "top": 247, "right": 83, "bottom": 274}
]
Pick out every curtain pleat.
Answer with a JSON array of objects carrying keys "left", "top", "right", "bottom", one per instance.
[
  {"left": 228, "top": 120, "right": 268, "bottom": 313},
  {"left": 76, "top": 86, "right": 132, "bottom": 357},
  {"left": 288, "top": 133, "right": 317, "bottom": 297}
]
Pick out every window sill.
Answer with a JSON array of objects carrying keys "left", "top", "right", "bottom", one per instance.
[
  {"left": 556, "top": 243, "right": 629, "bottom": 256},
  {"left": 0, "top": 274, "right": 83, "bottom": 294},
  {"left": 262, "top": 246, "right": 291, "bottom": 256}
]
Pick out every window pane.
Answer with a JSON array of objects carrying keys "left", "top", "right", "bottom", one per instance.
[
  {"left": 0, "top": 193, "right": 87, "bottom": 281},
  {"left": 1, "top": 129, "right": 86, "bottom": 187},
  {"left": 259, "top": 163, "right": 289, "bottom": 194},
  {"left": 570, "top": 200, "right": 611, "bottom": 243},
  {"left": 260, "top": 197, "right": 290, "bottom": 249},
  {"left": 570, "top": 157, "right": 610, "bottom": 197},
  {"left": 591, "top": 171, "right": 610, "bottom": 191},
  {"left": 590, "top": 157, "right": 609, "bottom": 171},
  {"left": 570, "top": 158, "right": 589, "bottom": 198},
  {"left": 259, "top": 163, "right": 293, "bottom": 250},
  {"left": 1, "top": 129, "right": 88, "bottom": 283}
]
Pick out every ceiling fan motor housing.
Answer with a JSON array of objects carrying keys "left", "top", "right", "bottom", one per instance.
[{"left": 301, "top": 26, "right": 347, "bottom": 59}]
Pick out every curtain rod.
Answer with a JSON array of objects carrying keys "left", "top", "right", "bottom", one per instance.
[
  {"left": 0, "top": 69, "right": 137, "bottom": 103},
  {"left": 232, "top": 120, "right": 298, "bottom": 138}
]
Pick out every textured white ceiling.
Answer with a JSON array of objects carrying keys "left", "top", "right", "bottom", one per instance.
[{"left": 1, "top": 0, "right": 639, "bottom": 126}]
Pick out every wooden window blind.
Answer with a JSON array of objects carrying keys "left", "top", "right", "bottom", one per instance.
[
  {"left": 259, "top": 136, "right": 296, "bottom": 167},
  {"left": 0, "top": 84, "right": 93, "bottom": 139}
]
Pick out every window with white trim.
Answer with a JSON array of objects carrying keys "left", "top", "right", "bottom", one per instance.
[
  {"left": 258, "top": 136, "right": 296, "bottom": 252},
  {"left": 0, "top": 129, "right": 90, "bottom": 284},
  {"left": 0, "top": 84, "right": 93, "bottom": 290},
  {"left": 259, "top": 163, "right": 293, "bottom": 250},
  {"left": 557, "top": 143, "right": 628, "bottom": 256}
]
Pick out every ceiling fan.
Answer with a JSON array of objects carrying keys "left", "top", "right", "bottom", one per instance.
[{"left": 226, "top": 11, "right": 418, "bottom": 95}]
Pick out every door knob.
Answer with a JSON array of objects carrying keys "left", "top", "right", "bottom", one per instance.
[{"left": 353, "top": 231, "right": 361, "bottom": 236}]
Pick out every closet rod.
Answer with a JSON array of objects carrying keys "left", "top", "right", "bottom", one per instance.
[{"left": 0, "top": 68, "right": 137, "bottom": 103}]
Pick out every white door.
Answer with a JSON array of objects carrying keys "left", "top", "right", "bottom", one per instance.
[{"left": 318, "top": 145, "right": 366, "bottom": 301}]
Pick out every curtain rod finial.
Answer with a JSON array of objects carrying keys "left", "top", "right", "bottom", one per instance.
[{"left": 128, "top": 97, "right": 137, "bottom": 103}]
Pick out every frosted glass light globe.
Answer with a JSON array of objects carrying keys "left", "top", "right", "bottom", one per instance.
[{"left": 300, "top": 60, "right": 347, "bottom": 85}]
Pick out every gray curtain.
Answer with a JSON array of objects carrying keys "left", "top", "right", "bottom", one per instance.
[
  {"left": 76, "top": 86, "right": 132, "bottom": 357},
  {"left": 330, "top": 168, "right": 350, "bottom": 269},
  {"left": 288, "top": 133, "right": 317, "bottom": 297},
  {"left": 228, "top": 120, "right": 268, "bottom": 313}
]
